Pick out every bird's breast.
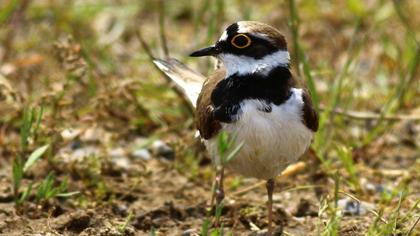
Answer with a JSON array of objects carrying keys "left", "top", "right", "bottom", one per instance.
[{"left": 205, "top": 88, "right": 314, "bottom": 180}]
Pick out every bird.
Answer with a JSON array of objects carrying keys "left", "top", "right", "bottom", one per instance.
[{"left": 153, "top": 21, "right": 319, "bottom": 235}]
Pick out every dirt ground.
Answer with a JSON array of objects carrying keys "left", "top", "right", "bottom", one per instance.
[
  {"left": 0, "top": 0, "right": 419, "bottom": 235},
  {"left": 0, "top": 117, "right": 419, "bottom": 235}
]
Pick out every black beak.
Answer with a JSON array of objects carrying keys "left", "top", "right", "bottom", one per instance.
[{"left": 189, "top": 45, "right": 220, "bottom": 57}]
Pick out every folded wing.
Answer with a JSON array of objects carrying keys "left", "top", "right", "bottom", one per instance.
[{"left": 153, "top": 58, "right": 205, "bottom": 107}]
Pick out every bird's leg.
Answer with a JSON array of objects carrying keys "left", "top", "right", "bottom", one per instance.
[
  {"left": 266, "top": 178, "right": 275, "bottom": 235},
  {"left": 214, "top": 166, "right": 225, "bottom": 227},
  {"left": 209, "top": 166, "right": 224, "bottom": 208}
]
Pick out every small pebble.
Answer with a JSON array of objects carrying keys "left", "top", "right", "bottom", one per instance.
[
  {"left": 70, "top": 140, "right": 82, "bottom": 150},
  {"left": 151, "top": 140, "right": 175, "bottom": 160},
  {"left": 249, "top": 226, "right": 283, "bottom": 236},
  {"left": 112, "top": 203, "right": 128, "bottom": 217},
  {"left": 131, "top": 148, "right": 151, "bottom": 160},
  {"left": 0, "top": 183, "right": 13, "bottom": 203},
  {"left": 61, "top": 129, "right": 82, "bottom": 140},
  {"left": 111, "top": 157, "right": 131, "bottom": 170},
  {"left": 72, "top": 146, "right": 100, "bottom": 160},
  {"left": 109, "top": 147, "right": 126, "bottom": 158},
  {"left": 183, "top": 229, "right": 199, "bottom": 236},
  {"left": 53, "top": 210, "right": 91, "bottom": 231},
  {"left": 132, "top": 137, "right": 149, "bottom": 146},
  {"left": 293, "top": 198, "right": 318, "bottom": 217},
  {"left": 337, "top": 197, "right": 374, "bottom": 216},
  {"left": 362, "top": 179, "right": 391, "bottom": 195}
]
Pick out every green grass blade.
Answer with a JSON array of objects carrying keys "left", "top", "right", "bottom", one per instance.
[
  {"left": 12, "top": 157, "right": 23, "bottom": 198},
  {"left": 23, "top": 144, "right": 50, "bottom": 172},
  {"left": 217, "top": 132, "right": 229, "bottom": 155},
  {"left": 336, "top": 145, "right": 360, "bottom": 191},
  {"left": 36, "top": 172, "right": 55, "bottom": 201},
  {"left": 224, "top": 141, "right": 243, "bottom": 164},
  {"left": 33, "top": 105, "right": 44, "bottom": 137},
  {"left": 19, "top": 182, "right": 33, "bottom": 203},
  {"left": 20, "top": 108, "right": 34, "bottom": 152},
  {"left": 118, "top": 212, "right": 134, "bottom": 233},
  {"left": 201, "top": 218, "right": 211, "bottom": 236},
  {"left": 0, "top": 0, "right": 21, "bottom": 25},
  {"left": 150, "top": 227, "right": 156, "bottom": 236},
  {"left": 287, "top": 0, "right": 320, "bottom": 110}
]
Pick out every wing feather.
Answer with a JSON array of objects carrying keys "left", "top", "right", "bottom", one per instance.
[
  {"left": 154, "top": 58, "right": 225, "bottom": 139},
  {"left": 153, "top": 58, "right": 205, "bottom": 107}
]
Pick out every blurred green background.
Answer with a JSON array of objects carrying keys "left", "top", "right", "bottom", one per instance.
[{"left": 0, "top": 0, "right": 419, "bottom": 235}]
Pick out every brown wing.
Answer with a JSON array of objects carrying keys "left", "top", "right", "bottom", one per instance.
[
  {"left": 196, "top": 69, "right": 225, "bottom": 139},
  {"left": 301, "top": 89, "right": 319, "bottom": 132}
]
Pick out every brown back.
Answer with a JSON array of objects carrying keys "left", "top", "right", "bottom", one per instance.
[
  {"left": 195, "top": 69, "right": 225, "bottom": 139},
  {"left": 301, "top": 89, "right": 319, "bottom": 132}
]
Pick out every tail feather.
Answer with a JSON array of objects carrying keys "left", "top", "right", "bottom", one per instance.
[{"left": 153, "top": 58, "right": 205, "bottom": 107}]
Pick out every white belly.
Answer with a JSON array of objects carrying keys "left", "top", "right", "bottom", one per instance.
[{"left": 205, "top": 88, "right": 313, "bottom": 180}]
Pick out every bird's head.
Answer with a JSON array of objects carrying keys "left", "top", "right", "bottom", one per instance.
[{"left": 190, "top": 21, "right": 290, "bottom": 77}]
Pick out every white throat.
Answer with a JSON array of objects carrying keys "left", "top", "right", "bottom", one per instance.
[{"left": 219, "top": 50, "right": 290, "bottom": 77}]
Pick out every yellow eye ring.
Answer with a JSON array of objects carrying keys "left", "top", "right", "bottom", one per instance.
[{"left": 231, "top": 34, "right": 251, "bottom": 49}]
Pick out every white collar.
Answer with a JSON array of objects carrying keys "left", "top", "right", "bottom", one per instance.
[{"left": 220, "top": 50, "right": 290, "bottom": 77}]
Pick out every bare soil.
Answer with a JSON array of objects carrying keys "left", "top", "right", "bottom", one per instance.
[{"left": 0, "top": 119, "right": 418, "bottom": 235}]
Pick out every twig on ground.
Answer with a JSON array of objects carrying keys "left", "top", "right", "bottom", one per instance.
[
  {"left": 392, "top": 0, "right": 420, "bottom": 107},
  {"left": 321, "top": 106, "right": 420, "bottom": 121},
  {"left": 406, "top": 216, "right": 420, "bottom": 236},
  {"left": 135, "top": 29, "right": 156, "bottom": 61},
  {"left": 338, "top": 191, "right": 388, "bottom": 224},
  {"left": 231, "top": 162, "right": 306, "bottom": 196},
  {"left": 135, "top": 27, "right": 194, "bottom": 114},
  {"left": 158, "top": 0, "right": 169, "bottom": 58}
]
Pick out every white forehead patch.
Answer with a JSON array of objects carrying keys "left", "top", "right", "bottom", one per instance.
[
  {"left": 237, "top": 22, "right": 271, "bottom": 42},
  {"left": 237, "top": 22, "right": 251, "bottom": 33},
  {"left": 219, "top": 30, "right": 228, "bottom": 41},
  {"left": 219, "top": 50, "right": 290, "bottom": 77}
]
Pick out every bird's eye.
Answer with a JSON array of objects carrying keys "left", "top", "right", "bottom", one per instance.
[{"left": 231, "top": 34, "right": 251, "bottom": 49}]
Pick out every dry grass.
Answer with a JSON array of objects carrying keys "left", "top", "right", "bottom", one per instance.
[{"left": 0, "top": 0, "right": 419, "bottom": 235}]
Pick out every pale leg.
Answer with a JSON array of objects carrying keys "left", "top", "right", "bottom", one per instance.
[{"left": 266, "top": 178, "right": 275, "bottom": 235}]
